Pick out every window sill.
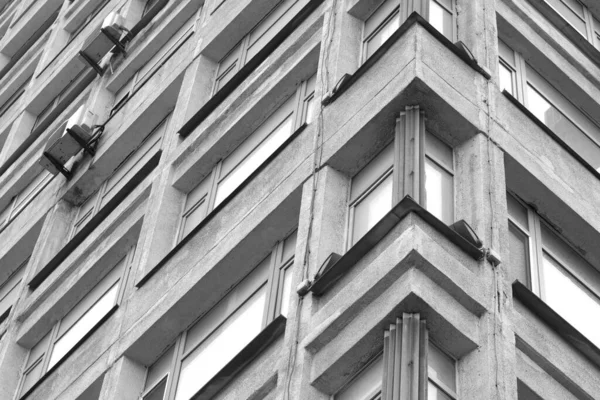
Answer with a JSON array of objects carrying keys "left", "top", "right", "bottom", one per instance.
[
  {"left": 512, "top": 280, "right": 600, "bottom": 368},
  {"left": 190, "top": 314, "right": 286, "bottom": 400},
  {"left": 136, "top": 123, "right": 307, "bottom": 288},
  {"left": 309, "top": 195, "right": 485, "bottom": 296},
  {"left": 19, "top": 305, "right": 118, "bottom": 400},
  {"left": 27, "top": 151, "right": 160, "bottom": 290},
  {"left": 321, "top": 11, "right": 491, "bottom": 107},
  {"left": 527, "top": 0, "right": 600, "bottom": 67},
  {"left": 502, "top": 90, "right": 600, "bottom": 180},
  {"left": 177, "top": 0, "right": 323, "bottom": 138}
]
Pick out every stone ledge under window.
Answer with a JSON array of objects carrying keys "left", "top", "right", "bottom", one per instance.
[
  {"left": 136, "top": 123, "right": 307, "bottom": 288},
  {"left": 27, "top": 152, "right": 160, "bottom": 290},
  {"left": 502, "top": 90, "right": 600, "bottom": 181},
  {"left": 322, "top": 12, "right": 491, "bottom": 107},
  {"left": 19, "top": 305, "right": 118, "bottom": 400},
  {"left": 309, "top": 196, "right": 485, "bottom": 296},
  {"left": 512, "top": 280, "right": 600, "bottom": 368},
  {"left": 177, "top": 0, "right": 323, "bottom": 138},
  {"left": 190, "top": 314, "right": 286, "bottom": 400}
]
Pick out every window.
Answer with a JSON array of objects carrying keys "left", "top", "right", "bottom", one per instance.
[
  {"left": 543, "top": 0, "right": 600, "bottom": 48},
  {"left": 17, "top": 248, "right": 134, "bottom": 397},
  {"left": 0, "top": 172, "right": 53, "bottom": 231},
  {"left": 111, "top": 16, "right": 195, "bottom": 116},
  {"left": 140, "top": 231, "right": 297, "bottom": 400},
  {"left": 212, "top": 0, "right": 303, "bottom": 94},
  {"left": 361, "top": 0, "right": 456, "bottom": 63},
  {"left": 348, "top": 129, "right": 454, "bottom": 246},
  {"left": 507, "top": 193, "right": 600, "bottom": 347},
  {"left": 498, "top": 39, "right": 600, "bottom": 171},
  {"left": 0, "top": 74, "right": 31, "bottom": 118},
  {"left": 143, "top": 0, "right": 162, "bottom": 16},
  {"left": 334, "top": 317, "right": 457, "bottom": 400},
  {"left": 69, "top": 115, "right": 167, "bottom": 239},
  {"left": 179, "top": 75, "right": 315, "bottom": 241},
  {"left": 0, "top": 257, "right": 28, "bottom": 324}
]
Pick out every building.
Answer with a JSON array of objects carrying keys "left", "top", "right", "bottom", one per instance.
[{"left": 0, "top": 0, "right": 599, "bottom": 398}]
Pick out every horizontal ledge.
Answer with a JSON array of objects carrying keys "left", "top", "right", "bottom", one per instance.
[
  {"left": 177, "top": 0, "right": 323, "bottom": 138},
  {"left": 28, "top": 151, "right": 161, "bottom": 290},
  {"left": 322, "top": 11, "right": 491, "bottom": 107},
  {"left": 137, "top": 123, "right": 307, "bottom": 288},
  {"left": 191, "top": 314, "right": 286, "bottom": 400},
  {"left": 309, "top": 195, "right": 485, "bottom": 296},
  {"left": 502, "top": 90, "right": 600, "bottom": 181},
  {"left": 512, "top": 280, "right": 600, "bottom": 369}
]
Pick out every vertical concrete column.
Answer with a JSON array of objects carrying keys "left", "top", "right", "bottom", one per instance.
[
  {"left": 400, "top": 0, "right": 429, "bottom": 22},
  {"left": 98, "top": 356, "right": 146, "bottom": 400},
  {"left": 277, "top": 167, "right": 350, "bottom": 400},
  {"left": 394, "top": 105, "right": 425, "bottom": 204},
  {"left": 0, "top": 324, "right": 28, "bottom": 400},
  {"left": 455, "top": 0, "right": 498, "bottom": 71},
  {"left": 320, "top": 0, "right": 362, "bottom": 94},
  {"left": 453, "top": 133, "right": 516, "bottom": 400}
]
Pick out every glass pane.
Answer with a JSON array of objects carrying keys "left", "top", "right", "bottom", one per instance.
[
  {"left": 215, "top": 116, "right": 293, "bottom": 206},
  {"left": 508, "top": 222, "right": 531, "bottom": 284},
  {"left": 364, "top": 0, "right": 398, "bottom": 37},
  {"left": 425, "top": 132, "right": 453, "bottom": 171},
  {"left": 498, "top": 39, "right": 515, "bottom": 66},
  {"left": 175, "top": 287, "right": 267, "bottom": 400},
  {"left": 546, "top": 0, "right": 586, "bottom": 36},
  {"left": 541, "top": 254, "right": 600, "bottom": 347},
  {"left": 305, "top": 96, "right": 315, "bottom": 124},
  {"left": 181, "top": 198, "right": 208, "bottom": 239},
  {"left": 48, "top": 284, "right": 119, "bottom": 368},
  {"left": 428, "top": 343, "right": 456, "bottom": 392},
  {"left": 351, "top": 173, "right": 393, "bottom": 245},
  {"left": 428, "top": 382, "right": 453, "bottom": 400},
  {"left": 336, "top": 356, "right": 383, "bottom": 400},
  {"left": 425, "top": 159, "right": 453, "bottom": 224},
  {"left": 365, "top": 14, "right": 400, "bottom": 59},
  {"left": 280, "top": 266, "right": 293, "bottom": 317},
  {"left": 143, "top": 377, "right": 167, "bottom": 400},
  {"left": 145, "top": 346, "right": 174, "bottom": 393},
  {"left": 506, "top": 193, "right": 528, "bottom": 229},
  {"left": 499, "top": 63, "right": 514, "bottom": 95},
  {"left": 527, "top": 85, "right": 600, "bottom": 171},
  {"left": 21, "top": 359, "right": 44, "bottom": 395},
  {"left": 429, "top": 1, "right": 453, "bottom": 40},
  {"left": 27, "top": 331, "right": 51, "bottom": 369}
]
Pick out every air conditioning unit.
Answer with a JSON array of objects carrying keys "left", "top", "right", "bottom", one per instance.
[
  {"left": 39, "top": 105, "right": 97, "bottom": 177},
  {"left": 78, "top": 12, "right": 128, "bottom": 75}
]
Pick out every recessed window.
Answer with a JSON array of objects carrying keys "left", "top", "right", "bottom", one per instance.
[
  {"left": 0, "top": 257, "right": 28, "bottom": 324},
  {"left": 179, "top": 75, "right": 315, "bottom": 242},
  {"left": 334, "top": 340, "right": 456, "bottom": 400},
  {"left": 140, "top": 231, "right": 297, "bottom": 400},
  {"left": 507, "top": 193, "right": 600, "bottom": 347},
  {"left": 361, "top": 0, "right": 456, "bottom": 64},
  {"left": 212, "top": 0, "right": 303, "bottom": 94},
  {"left": 498, "top": 40, "right": 600, "bottom": 172},
  {"left": 17, "top": 248, "right": 134, "bottom": 397},
  {"left": 347, "top": 127, "right": 454, "bottom": 247}
]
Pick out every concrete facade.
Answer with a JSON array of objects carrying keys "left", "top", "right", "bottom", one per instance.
[{"left": 0, "top": 0, "right": 598, "bottom": 399}]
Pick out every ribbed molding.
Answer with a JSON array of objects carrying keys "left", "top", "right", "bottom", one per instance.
[
  {"left": 382, "top": 313, "right": 428, "bottom": 400},
  {"left": 394, "top": 106, "right": 425, "bottom": 204},
  {"left": 400, "top": 0, "right": 429, "bottom": 22}
]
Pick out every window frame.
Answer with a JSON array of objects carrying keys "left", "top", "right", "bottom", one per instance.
[
  {"left": 346, "top": 128, "right": 455, "bottom": 249},
  {"left": 498, "top": 39, "right": 600, "bottom": 171},
  {"left": 507, "top": 192, "right": 600, "bottom": 346},
  {"left": 177, "top": 75, "right": 315, "bottom": 243},
  {"left": 211, "top": 0, "right": 302, "bottom": 95},
  {"left": 140, "top": 231, "right": 297, "bottom": 400},
  {"left": 17, "top": 247, "right": 135, "bottom": 397},
  {"left": 543, "top": 0, "right": 600, "bottom": 48}
]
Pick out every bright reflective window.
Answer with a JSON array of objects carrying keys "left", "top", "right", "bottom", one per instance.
[
  {"left": 351, "top": 173, "right": 393, "bottom": 245},
  {"left": 336, "top": 355, "right": 383, "bottom": 400},
  {"left": 429, "top": 0, "right": 453, "bottom": 40},
  {"left": 498, "top": 62, "right": 514, "bottom": 95},
  {"left": 428, "top": 343, "right": 457, "bottom": 400},
  {"left": 541, "top": 253, "right": 600, "bottom": 346}
]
